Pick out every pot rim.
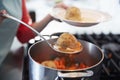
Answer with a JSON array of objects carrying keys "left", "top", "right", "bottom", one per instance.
[{"left": 28, "top": 39, "right": 104, "bottom": 71}]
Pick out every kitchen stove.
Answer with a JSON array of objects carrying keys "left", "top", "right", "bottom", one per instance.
[
  {"left": 75, "top": 33, "right": 120, "bottom": 80},
  {"left": 22, "top": 33, "right": 120, "bottom": 80}
]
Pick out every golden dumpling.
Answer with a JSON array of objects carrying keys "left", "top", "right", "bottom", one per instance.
[
  {"left": 55, "top": 32, "right": 83, "bottom": 52},
  {"left": 65, "top": 6, "right": 81, "bottom": 21},
  {"left": 41, "top": 60, "right": 56, "bottom": 68}
]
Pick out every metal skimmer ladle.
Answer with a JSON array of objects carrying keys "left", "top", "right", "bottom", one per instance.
[{"left": 2, "top": 13, "right": 82, "bottom": 54}]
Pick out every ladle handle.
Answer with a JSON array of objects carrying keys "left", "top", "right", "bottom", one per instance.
[
  {"left": 2, "top": 13, "right": 49, "bottom": 44},
  {"left": 57, "top": 70, "right": 93, "bottom": 78}
]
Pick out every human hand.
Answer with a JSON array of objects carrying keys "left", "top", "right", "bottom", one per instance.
[
  {"left": 0, "top": 10, "right": 7, "bottom": 23},
  {"left": 54, "top": 2, "right": 68, "bottom": 9},
  {"left": 51, "top": 2, "right": 68, "bottom": 22}
]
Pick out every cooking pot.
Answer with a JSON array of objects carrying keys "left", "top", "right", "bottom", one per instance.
[{"left": 28, "top": 38, "right": 104, "bottom": 80}]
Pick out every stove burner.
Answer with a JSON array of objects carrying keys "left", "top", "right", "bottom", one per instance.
[{"left": 23, "top": 33, "right": 120, "bottom": 80}]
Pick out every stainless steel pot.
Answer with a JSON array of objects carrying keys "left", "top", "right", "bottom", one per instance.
[{"left": 28, "top": 38, "right": 104, "bottom": 80}]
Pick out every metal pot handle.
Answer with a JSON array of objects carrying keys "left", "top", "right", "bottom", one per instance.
[{"left": 57, "top": 70, "right": 94, "bottom": 78}]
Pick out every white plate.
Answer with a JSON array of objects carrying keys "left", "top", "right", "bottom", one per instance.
[{"left": 50, "top": 8, "right": 112, "bottom": 27}]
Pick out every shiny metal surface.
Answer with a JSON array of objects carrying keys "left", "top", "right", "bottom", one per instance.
[
  {"left": 28, "top": 39, "right": 104, "bottom": 80},
  {"left": 29, "top": 57, "right": 57, "bottom": 80}
]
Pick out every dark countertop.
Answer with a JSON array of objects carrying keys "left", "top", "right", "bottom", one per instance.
[{"left": 0, "top": 44, "right": 25, "bottom": 80}]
